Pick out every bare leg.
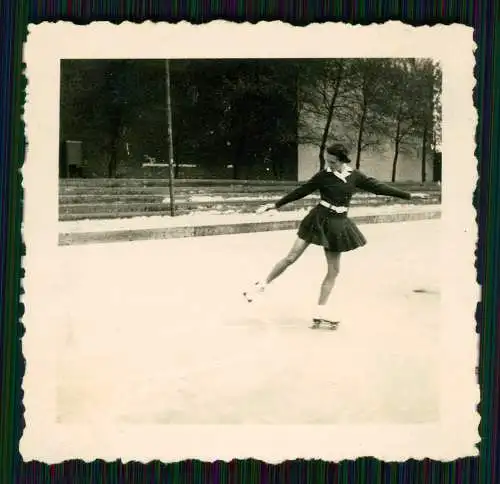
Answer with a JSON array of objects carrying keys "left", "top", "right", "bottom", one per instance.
[
  {"left": 311, "top": 249, "right": 341, "bottom": 327},
  {"left": 244, "top": 238, "right": 309, "bottom": 302},
  {"left": 265, "top": 238, "right": 310, "bottom": 284},
  {"left": 317, "top": 249, "right": 341, "bottom": 306}
]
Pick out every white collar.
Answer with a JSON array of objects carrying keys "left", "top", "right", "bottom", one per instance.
[{"left": 325, "top": 164, "right": 353, "bottom": 182}]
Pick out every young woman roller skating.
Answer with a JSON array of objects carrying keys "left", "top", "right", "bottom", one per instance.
[{"left": 243, "top": 143, "right": 413, "bottom": 330}]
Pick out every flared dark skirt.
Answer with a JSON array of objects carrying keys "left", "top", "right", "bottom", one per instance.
[{"left": 297, "top": 205, "right": 367, "bottom": 252}]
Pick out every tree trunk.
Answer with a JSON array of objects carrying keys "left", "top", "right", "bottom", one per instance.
[
  {"left": 107, "top": 147, "right": 117, "bottom": 178},
  {"left": 272, "top": 155, "right": 283, "bottom": 180},
  {"left": 421, "top": 69, "right": 435, "bottom": 183},
  {"left": 232, "top": 155, "right": 240, "bottom": 179},
  {"left": 107, "top": 134, "right": 119, "bottom": 178},
  {"left": 421, "top": 123, "right": 428, "bottom": 182},
  {"left": 391, "top": 142, "right": 399, "bottom": 182},
  {"left": 319, "top": 66, "right": 344, "bottom": 169},
  {"left": 355, "top": 103, "right": 367, "bottom": 169},
  {"left": 107, "top": 115, "right": 121, "bottom": 178},
  {"left": 233, "top": 135, "right": 246, "bottom": 180},
  {"left": 391, "top": 105, "right": 402, "bottom": 182}
]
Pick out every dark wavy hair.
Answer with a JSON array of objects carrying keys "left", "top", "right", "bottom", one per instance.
[{"left": 326, "top": 143, "right": 351, "bottom": 164}]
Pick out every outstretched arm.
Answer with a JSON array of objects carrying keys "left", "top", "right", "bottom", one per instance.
[
  {"left": 274, "top": 173, "right": 321, "bottom": 209},
  {"left": 355, "top": 171, "right": 411, "bottom": 200}
]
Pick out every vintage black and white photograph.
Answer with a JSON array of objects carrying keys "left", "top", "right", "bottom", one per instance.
[{"left": 21, "top": 22, "right": 478, "bottom": 462}]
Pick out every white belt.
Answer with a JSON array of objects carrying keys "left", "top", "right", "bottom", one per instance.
[{"left": 319, "top": 200, "right": 348, "bottom": 213}]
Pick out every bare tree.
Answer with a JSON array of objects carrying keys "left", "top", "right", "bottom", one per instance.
[
  {"left": 336, "top": 59, "right": 394, "bottom": 169},
  {"left": 411, "top": 59, "right": 442, "bottom": 182},
  {"left": 298, "top": 59, "right": 359, "bottom": 169},
  {"left": 385, "top": 60, "right": 422, "bottom": 182}
]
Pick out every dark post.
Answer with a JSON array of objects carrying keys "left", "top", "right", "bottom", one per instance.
[{"left": 166, "top": 59, "right": 176, "bottom": 216}]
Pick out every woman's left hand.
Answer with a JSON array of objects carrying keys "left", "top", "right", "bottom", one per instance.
[{"left": 256, "top": 203, "right": 277, "bottom": 214}]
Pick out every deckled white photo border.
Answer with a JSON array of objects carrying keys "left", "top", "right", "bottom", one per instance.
[{"left": 20, "top": 20, "right": 479, "bottom": 463}]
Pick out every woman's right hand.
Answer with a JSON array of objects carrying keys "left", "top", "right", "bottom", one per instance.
[{"left": 256, "top": 203, "right": 277, "bottom": 214}]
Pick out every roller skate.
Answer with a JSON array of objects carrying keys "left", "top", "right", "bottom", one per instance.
[
  {"left": 243, "top": 281, "right": 267, "bottom": 303},
  {"left": 310, "top": 305, "right": 339, "bottom": 330},
  {"left": 310, "top": 318, "right": 339, "bottom": 330}
]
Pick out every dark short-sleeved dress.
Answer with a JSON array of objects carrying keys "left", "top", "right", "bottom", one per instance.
[{"left": 274, "top": 167, "right": 411, "bottom": 253}]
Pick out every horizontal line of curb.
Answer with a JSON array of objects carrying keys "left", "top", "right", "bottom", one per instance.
[
  {"left": 60, "top": 178, "right": 440, "bottom": 187},
  {"left": 58, "top": 210, "right": 441, "bottom": 246}
]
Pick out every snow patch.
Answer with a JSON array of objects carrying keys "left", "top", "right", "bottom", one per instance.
[{"left": 59, "top": 204, "right": 441, "bottom": 234}]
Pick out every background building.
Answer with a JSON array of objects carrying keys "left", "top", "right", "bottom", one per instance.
[{"left": 59, "top": 58, "right": 441, "bottom": 183}]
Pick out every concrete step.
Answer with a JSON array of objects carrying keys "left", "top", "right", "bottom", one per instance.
[
  {"left": 60, "top": 194, "right": 169, "bottom": 204},
  {"left": 59, "top": 177, "right": 441, "bottom": 189},
  {"left": 59, "top": 197, "right": 439, "bottom": 215},
  {"left": 59, "top": 178, "right": 298, "bottom": 188},
  {"left": 59, "top": 197, "right": 440, "bottom": 221},
  {"left": 59, "top": 191, "right": 442, "bottom": 205},
  {"left": 60, "top": 210, "right": 180, "bottom": 221},
  {"left": 60, "top": 186, "right": 442, "bottom": 199}
]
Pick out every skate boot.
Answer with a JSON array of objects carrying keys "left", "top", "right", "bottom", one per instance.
[
  {"left": 310, "top": 305, "right": 340, "bottom": 330},
  {"left": 243, "top": 281, "right": 267, "bottom": 303},
  {"left": 310, "top": 318, "right": 339, "bottom": 330}
]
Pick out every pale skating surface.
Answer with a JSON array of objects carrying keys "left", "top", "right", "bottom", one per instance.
[{"left": 56, "top": 219, "right": 440, "bottom": 425}]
